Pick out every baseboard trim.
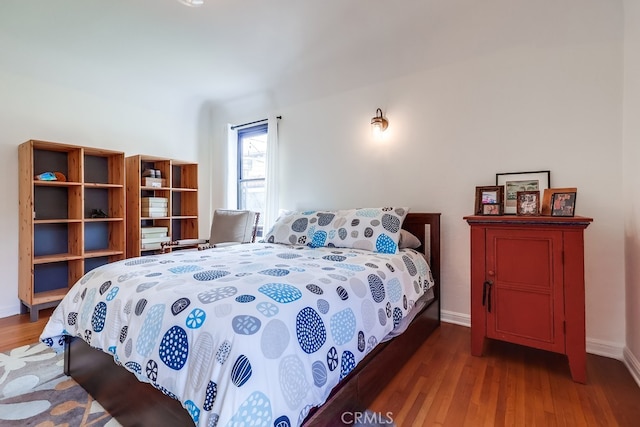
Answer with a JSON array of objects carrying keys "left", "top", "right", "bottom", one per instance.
[
  {"left": 441, "top": 310, "right": 470, "bottom": 327},
  {"left": 623, "top": 347, "right": 640, "bottom": 389},
  {"left": 440, "top": 310, "right": 625, "bottom": 360},
  {"left": 586, "top": 337, "right": 624, "bottom": 360}
]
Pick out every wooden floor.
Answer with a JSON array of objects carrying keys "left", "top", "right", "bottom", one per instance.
[
  {"left": 2, "top": 311, "right": 639, "bottom": 426},
  {"left": 0, "top": 307, "right": 55, "bottom": 353},
  {"left": 370, "top": 323, "right": 640, "bottom": 427}
]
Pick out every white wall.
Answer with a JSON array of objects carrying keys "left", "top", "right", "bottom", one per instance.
[
  {"left": 0, "top": 69, "right": 208, "bottom": 318},
  {"left": 1, "top": 0, "right": 629, "bottom": 360},
  {"left": 623, "top": 0, "right": 640, "bottom": 383},
  {"left": 209, "top": 0, "right": 626, "bottom": 354}
]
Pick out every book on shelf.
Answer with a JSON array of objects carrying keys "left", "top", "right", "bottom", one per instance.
[
  {"left": 142, "top": 197, "right": 168, "bottom": 205},
  {"left": 140, "top": 242, "right": 163, "bottom": 250},
  {"left": 141, "top": 236, "right": 171, "bottom": 244},
  {"left": 141, "top": 231, "right": 167, "bottom": 239},
  {"left": 141, "top": 226, "right": 168, "bottom": 234},
  {"left": 142, "top": 202, "right": 168, "bottom": 208},
  {"left": 142, "top": 207, "right": 168, "bottom": 213},
  {"left": 142, "top": 212, "right": 168, "bottom": 218},
  {"left": 141, "top": 206, "right": 168, "bottom": 217}
]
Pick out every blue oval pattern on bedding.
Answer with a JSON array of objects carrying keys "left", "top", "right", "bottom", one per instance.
[{"left": 41, "top": 242, "right": 433, "bottom": 427}]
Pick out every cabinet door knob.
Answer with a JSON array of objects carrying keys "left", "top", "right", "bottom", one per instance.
[{"left": 488, "top": 270, "right": 495, "bottom": 276}]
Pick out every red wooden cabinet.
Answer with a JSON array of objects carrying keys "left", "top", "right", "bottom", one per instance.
[{"left": 464, "top": 215, "right": 592, "bottom": 383}]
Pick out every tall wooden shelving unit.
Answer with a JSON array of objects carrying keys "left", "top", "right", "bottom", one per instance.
[
  {"left": 126, "top": 155, "right": 198, "bottom": 258},
  {"left": 18, "top": 140, "right": 126, "bottom": 321}
]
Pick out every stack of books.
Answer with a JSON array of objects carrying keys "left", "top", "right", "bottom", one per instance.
[
  {"left": 141, "top": 226, "right": 170, "bottom": 250},
  {"left": 141, "top": 197, "right": 168, "bottom": 218}
]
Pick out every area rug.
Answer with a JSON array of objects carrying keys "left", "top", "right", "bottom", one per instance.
[
  {"left": 1, "top": 343, "right": 393, "bottom": 427},
  {"left": 0, "top": 342, "right": 119, "bottom": 426}
]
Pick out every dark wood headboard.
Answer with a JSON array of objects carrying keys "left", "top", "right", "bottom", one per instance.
[{"left": 402, "top": 212, "right": 441, "bottom": 295}]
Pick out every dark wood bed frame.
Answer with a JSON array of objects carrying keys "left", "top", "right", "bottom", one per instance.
[{"left": 64, "top": 212, "right": 441, "bottom": 426}]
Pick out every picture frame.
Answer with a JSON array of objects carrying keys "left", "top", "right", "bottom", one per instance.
[
  {"left": 541, "top": 187, "right": 577, "bottom": 215},
  {"left": 482, "top": 203, "right": 502, "bottom": 215},
  {"left": 550, "top": 191, "right": 577, "bottom": 217},
  {"left": 474, "top": 185, "right": 504, "bottom": 215},
  {"left": 496, "top": 170, "right": 550, "bottom": 215},
  {"left": 516, "top": 190, "right": 540, "bottom": 216}
]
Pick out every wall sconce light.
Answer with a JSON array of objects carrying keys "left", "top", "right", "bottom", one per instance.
[
  {"left": 371, "top": 108, "right": 389, "bottom": 139},
  {"left": 178, "top": 0, "right": 204, "bottom": 6}
]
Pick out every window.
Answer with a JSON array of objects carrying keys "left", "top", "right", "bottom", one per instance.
[{"left": 237, "top": 123, "right": 267, "bottom": 235}]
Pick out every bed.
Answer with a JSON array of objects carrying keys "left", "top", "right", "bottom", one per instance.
[{"left": 41, "top": 210, "right": 441, "bottom": 427}]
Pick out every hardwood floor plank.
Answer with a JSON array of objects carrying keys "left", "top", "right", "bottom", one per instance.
[
  {"left": 480, "top": 364, "right": 500, "bottom": 427},
  {"left": 434, "top": 351, "right": 466, "bottom": 424},
  {"left": 457, "top": 356, "right": 485, "bottom": 426}
]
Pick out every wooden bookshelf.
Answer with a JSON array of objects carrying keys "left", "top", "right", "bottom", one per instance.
[
  {"left": 18, "top": 140, "right": 126, "bottom": 321},
  {"left": 126, "top": 155, "right": 198, "bottom": 257}
]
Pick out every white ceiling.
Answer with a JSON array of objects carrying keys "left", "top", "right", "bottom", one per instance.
[{"left": 1, "top": 0, "right": 445, "bottom": 113}]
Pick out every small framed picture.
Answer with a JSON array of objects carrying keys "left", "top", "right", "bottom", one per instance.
[
  {"left": 483, "top": 203, "right": 502, "bottom": 215},
  {"left": 516, "top": 190, "right": 540, "bottom": 216},
  {"left": 551, "top": 192, "right": 577, "bottom": 217},
  {"left": 475, "top": 186, "right": 504, "bottom": 215},
  {"left": 541, "top": 187, "right": 577, "bottom": 215}
]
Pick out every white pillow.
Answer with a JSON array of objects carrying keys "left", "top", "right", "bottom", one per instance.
[
  {"left": 398, "top": 229, "right": 421, "bottom": 249},
  {"left": 263, "top": 207, "right": 409, "bottom": 254}
]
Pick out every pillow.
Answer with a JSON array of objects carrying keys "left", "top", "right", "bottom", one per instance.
[
  {"left": 209, "top": 209, "right": 256, "bottom": 244},
  {"left": 263, "top": 207, "right": 409, "bottom": 254},
  {"left": 398, "top": 229, "right": 421, "bottom": 249}
]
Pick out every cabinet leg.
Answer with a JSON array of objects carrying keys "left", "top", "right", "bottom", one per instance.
[
  {"left": 567, "top": 350, "right": 587, "bottom": 383},
  {"left": 471, "top": 328, "right": 485, "bottom": 356}
]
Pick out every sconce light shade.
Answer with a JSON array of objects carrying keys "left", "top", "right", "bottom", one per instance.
[
  {"left": 178, "top": 0, "right": 204, "bottom": 6},
  {"left": 371, "top": 108, "right": 389, "bottom": 138}
]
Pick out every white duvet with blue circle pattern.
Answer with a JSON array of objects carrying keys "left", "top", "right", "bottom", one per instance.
[{"left": 40, "top": 243, "right": 434, "bottom": 427}]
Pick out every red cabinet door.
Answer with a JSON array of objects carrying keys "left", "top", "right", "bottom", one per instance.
[{"left": 485, "top": 228, "right": 565, "bottom": 354}]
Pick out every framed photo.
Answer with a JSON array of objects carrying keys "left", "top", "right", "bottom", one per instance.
[
  {"left": 475, "top": 186, "right": 504, "bottom": 215},
  {"left": 516, "top": 190, "right": 540, "bottom": 216},
  {"left": 551, "top": 191, "right": 577, "bottom": 217},
  {"left": 541, "top": 187, "right": 577, "bottom": 215},
  {"left": 482, "top": 203, "right": 502, "bottom": 215},
  {"left": 496, "top": 170, "right": 550, "bottom": 215}
]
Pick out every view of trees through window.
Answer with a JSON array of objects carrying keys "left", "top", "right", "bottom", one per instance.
[{"left": 237, "top": 123, "right": 267, "bottom": 235}]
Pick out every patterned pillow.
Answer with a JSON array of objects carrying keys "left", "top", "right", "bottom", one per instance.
[{"left": 262, "top": 207, "right": 409, "bottom": 254}]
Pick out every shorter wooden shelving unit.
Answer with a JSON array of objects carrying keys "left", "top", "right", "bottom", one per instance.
[{"left": 126, "top": 155, "right": 198, "bottom": 258}]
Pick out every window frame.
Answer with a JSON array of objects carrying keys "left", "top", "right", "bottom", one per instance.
[{"left": 236, "top": 123, "right": 268, "bottom": 233}]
